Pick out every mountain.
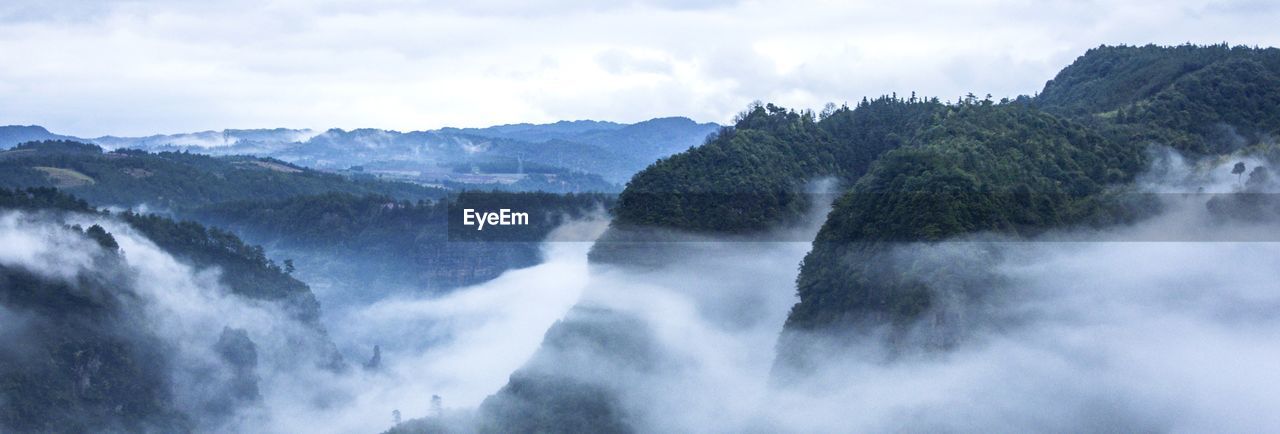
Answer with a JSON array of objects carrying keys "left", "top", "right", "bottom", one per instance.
[
  {"left": 589, "top": 97, "right": 945, "bottom": 264},
  {"left": 439, "top": 119, "right": 625, "bottom": 142},
  {"left": 454, "top": 117, "right": 720, "bottom": 182},
  {"left": 0, "top": 125, "right": 79, "bottom": 148},
  {"left": 10, "top": 117, "right": 718, "bottom": 190},
  {"left": 472, "top": 44, "right": 1280, "bottom": 432}
]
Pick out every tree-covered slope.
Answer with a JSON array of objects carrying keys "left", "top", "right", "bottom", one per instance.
[
  {"left": 787, "top": 102, "right": 1144, "bottom": 337},
  {"left": 0, "top": 188, "right": 342, "bottom": 432},
  {"left": 0, "top": 140, "right": 445, "bottom": 211},
  {"left": 1035, "top": 43, "right": 1280, "bottom": 116},
  {"left": 590, "top": 97, "right": 946, "bottom": 265},
  {"left": 610, "top": 98, "right": 945, "bottom": 233}
]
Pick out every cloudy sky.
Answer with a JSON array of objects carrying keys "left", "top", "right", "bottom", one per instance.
[{"left": 2, "top": 0, "right": 1278, "bottom": 136}]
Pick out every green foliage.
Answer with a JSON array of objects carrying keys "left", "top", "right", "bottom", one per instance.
[
  {"left": 1035, "top": 43, "right": 1280, "bottom": 116},
  {"left": 1118, "top": 56, "right": 1280, "bottom": 153},
  {"left": 0, "top": 187, "right": 94, "bottom": 212},
  {"left": 612, "top": 98, "right": 945, "bottom": 234},
  {"left": 790, "top": 103, "right": 1146, "bottom": 332},
  {"left": 84, "top": 224, "right": 119, "bottom": 251},
  {"left": 12, "top": 139, "right": 103, "bottom": 153}
]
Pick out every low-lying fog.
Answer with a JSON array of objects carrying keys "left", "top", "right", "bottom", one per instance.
[{"left": 4, "top": 147, "right": 1280, "bottom": 433}]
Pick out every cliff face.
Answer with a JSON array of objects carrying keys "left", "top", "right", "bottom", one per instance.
[{"left": 786, "top": 44, "right": 1280, "bottom": 354}]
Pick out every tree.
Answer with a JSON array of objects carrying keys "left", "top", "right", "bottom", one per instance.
[
  {"left": 283, "top": 259, "right": 295, "bottom": 274},
  {"left": 392, "top": 409, "right": 401, "bottom": 425},
  {"left": 85, "top": 224, "right": 119, "bottom": 251},
  {"left": 820, "top": 102, "right": 838, "bottom": 120},
  {"left": 1233, "top": 162, "right": 1247, "bottom": 183}
]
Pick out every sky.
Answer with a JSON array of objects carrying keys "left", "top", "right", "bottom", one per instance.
[{"left": 2, "top": 0, "right": 1279, "bottom": 137}]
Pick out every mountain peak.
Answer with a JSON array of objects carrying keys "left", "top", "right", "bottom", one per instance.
[{"left": 0, "top": 125, "right": 79, "bottom": 149}]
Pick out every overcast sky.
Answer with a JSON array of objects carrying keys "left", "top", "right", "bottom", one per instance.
[{"left": 2, "top": 0, "right": 1279, "bottom": 136}]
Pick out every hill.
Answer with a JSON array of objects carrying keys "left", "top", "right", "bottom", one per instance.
[
  {"left": 0, "top": 140, "right": 446, "bottom": 211},
  {"left": 0, "top": 125, "right": 79, "bottom": 148}
]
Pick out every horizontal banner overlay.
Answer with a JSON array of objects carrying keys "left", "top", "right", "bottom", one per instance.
[{"left": 448, "top": 192, "right": 1280, "bottom": 242}]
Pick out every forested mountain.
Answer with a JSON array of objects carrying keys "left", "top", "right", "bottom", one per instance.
[
  {"left": 590, "top": 96, "right": 946, "bottom": 263},
  {"left": 0, "top": 125, "right": 79, "bottom": 148},
  {"left": 1035, "top": 44, "right": 1280, "bottom": 116},
  {"left": 479, "top": 43, "right": 1280, "bottom": 432},
  {"left": 0, "top": 140, "right": 445, "bottom": 211},
  {"left": 610, "top": 97, "right": 946, "bottom": 232},
  {"left": 0, "top": 188, "right": 341, "bottom": 432}
]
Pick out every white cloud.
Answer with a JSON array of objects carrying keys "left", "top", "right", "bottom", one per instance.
[{"left": 0, "top": 0, "right": 1278, "bottom": 136}]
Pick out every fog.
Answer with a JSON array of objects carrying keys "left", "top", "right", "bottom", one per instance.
[
  {"left": 0, "top": 209, "right": 605, "bottom": 432},
  {"left": 5, "top": 147, "right": 1280, "bottom": 432},
  {"left": 457, "top": 148, "right": 1280, "bottom": 432}
]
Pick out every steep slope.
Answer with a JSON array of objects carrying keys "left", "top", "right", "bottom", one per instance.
[
  {"left": 784, "top": 102, "right": 1144, "bottom": 354},
  {"left": 1035, "top": 43, "right": 1280, "bottom": 116},
  {"left": 782, "top": 44, "right": 1280, "bottom": 365},
  {"left": 478, "top": 44, "right": 1280, "bottom": 431},
  {"left": 0, "top": 188, "right": 342, "bottom": 432}
]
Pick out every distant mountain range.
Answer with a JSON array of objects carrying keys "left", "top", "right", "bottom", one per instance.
[{"left": 0, "top": 117, "right": 720, "bottom": 186}]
